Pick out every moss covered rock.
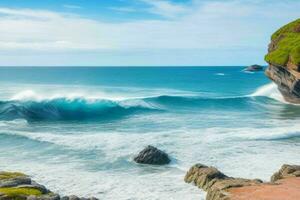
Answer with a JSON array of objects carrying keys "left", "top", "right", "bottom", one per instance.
[
  {"left": 0, "top": 171, "right": 97, "bottom": 200},
  {"left": 265, "top": 18, "right": 300, "bottom": 67}
]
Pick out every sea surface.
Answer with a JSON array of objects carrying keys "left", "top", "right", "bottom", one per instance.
[{"left": 0, "top": 67, "right": 299, "bottom": 200}]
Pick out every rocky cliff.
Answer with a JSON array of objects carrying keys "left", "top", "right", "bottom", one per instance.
[{"left": 265, "top": 18, "right": 300, "bottom": 103}]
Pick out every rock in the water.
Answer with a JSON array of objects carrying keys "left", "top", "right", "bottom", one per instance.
[
  {"left": 134, "top": 145, "right": 171, "bottom": 165},
  {"left": 271, "top": 164, "right": 300, "bottom": 182},
  {"left": 244, "top": 64, "right": 264, "bottom": 72},
  {"left": 184, "top": 164, "right": 262, "bottom": 200},
  {"left": 265, "top": 18, "right": 300, "bottom": 103}
]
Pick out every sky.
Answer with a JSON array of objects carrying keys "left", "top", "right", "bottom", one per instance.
[{"left": 0, "top": 0, "right": 299, "bottom": 66}]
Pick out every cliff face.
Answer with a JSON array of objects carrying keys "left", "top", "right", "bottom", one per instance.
[{"left": 265, "top": 18, "right": 300, "bottom": 103}]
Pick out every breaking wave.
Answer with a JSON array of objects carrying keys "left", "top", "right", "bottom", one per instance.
[
  {"left": 0, "top": 83, "right": 291, "bottom": 122},
  {"left": 0, "top": 98, "right": 160, "bottom": 121}
]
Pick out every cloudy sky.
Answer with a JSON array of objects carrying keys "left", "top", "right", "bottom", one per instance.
[{"left": 0, "top": 0, "right": 299, "bottom": 66}]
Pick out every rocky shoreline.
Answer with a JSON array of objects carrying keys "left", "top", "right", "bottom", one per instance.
[
  {"left": 185, "top": 164, "right": 300, "bottom": 200},
  {"left": 0, "top": 171, "right": 97, "bottom": 200},
  {"left": 1, "top": 162, "right": 299, "bottom": 200},
  {"left": 1, "top": 146, "right": 299, "bottom": 200}
]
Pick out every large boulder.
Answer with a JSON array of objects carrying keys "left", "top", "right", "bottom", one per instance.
[
  {"left": 265, "top": 18, "right": 300, "bottom": 103},
  {"left": 134, "top": 145, "right": 171, "bottom": 165},
  {"left": 271, "top": 164, "right": 300, "bottom": 182}
]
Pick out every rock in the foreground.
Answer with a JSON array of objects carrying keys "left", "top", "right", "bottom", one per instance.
[
  {"left": 185, "top": 164, "right": 300, "bottom": 200},
  {"left": 134, "top": 145, "right": 171, "bottom": 165},
  {"left": 265, "top": 18, "right": 300, "bottom": 103},
  {"left": 244, "top": 64, "right": 264, "bottom": 72},
  {"left": 271, "top": 164, "right": 300, "bottom": 182},
  {"left": 0, "top": 171, "right": 98, "bottom": 200},
  {"left": 184, "top": 164, "right": 262, "bottom": 200}
]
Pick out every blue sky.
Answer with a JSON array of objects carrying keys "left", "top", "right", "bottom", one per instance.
[{"left": 0, "top": 0, "right": 299, "bottom": 66}]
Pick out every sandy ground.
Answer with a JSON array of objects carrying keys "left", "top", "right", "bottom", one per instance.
[{"left": 229, "top": 177, "right": 300, "bottom": 200}]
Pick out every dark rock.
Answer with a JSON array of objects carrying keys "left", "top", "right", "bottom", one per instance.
[
  {"left": 27, "top": 193, "right": 60, "bottom": 200},
  {"left": 244, "top": 64, "right": 264, "bottom": 72},
  {"left": 61, "top": 196, "right": 98, "bottom": 200},
  {"left": 0, "top": 177, "right": 32, "bottom": 188},
  {"left": 134, "top": 145, "right": 171, "bottom": 165},
  {"left": 271, "top": 164, "right": 300, "bottom": 182}
]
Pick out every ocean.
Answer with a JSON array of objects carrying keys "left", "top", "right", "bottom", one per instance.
[{"left": 0, "top": 67, "right": 299, "bottom": 200}]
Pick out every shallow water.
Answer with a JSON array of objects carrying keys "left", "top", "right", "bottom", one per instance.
[{"left": 0, "top": 67, "right": 299, "bottom": 200}]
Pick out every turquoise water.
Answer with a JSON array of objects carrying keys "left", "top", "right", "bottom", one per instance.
[{"left": 0, "top": 67, "right": 299, "bottom": 199}]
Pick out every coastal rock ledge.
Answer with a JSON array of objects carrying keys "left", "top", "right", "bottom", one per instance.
[
  {"left": 0, "top": 171, "right": 98, "bottom": 200},
  {"left": 265, "top": 18, "right": 300, "bottom": 103},
  {"left": 184, "top": 164, "right": 262, "bottom": 200},
  {"left": 185, "top": 164, "right": 300, "bottom": 200}
]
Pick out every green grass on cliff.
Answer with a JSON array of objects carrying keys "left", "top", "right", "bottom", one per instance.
[
  {"left": 0, "top": 172, "right": 26, "bottom": 180},
  {"left": 0, "top": 188, "right": 42, "bottom": 198},
  {"left": 265, "top": 18, "right": 300, "bottom": 66}
]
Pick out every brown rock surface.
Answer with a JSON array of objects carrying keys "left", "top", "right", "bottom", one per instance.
[
  {"left": 184, "top": 164, "right": 262, "bottom": 200},
  {"left": 228, "top": 177, "right": 300, "bottom": 200},
  {"left": 185, "top": 164, "right": 300, "bottom": 200},
  {"left": 271, "top": 164, "right": 300, "bottom": 182}
]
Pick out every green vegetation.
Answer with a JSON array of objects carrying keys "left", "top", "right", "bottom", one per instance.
[
  {"left": 0, "top": 172, "right": 26, "bottom": 180},
  {"left": 265, "top": 18, "right": 300, "bottom": 67},
  {"left": 0, "top": 188, "right": 42, "bottom": 198}
]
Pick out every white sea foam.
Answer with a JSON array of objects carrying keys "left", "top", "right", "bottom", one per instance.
[
  {"left": 214, "top": 73, "right": 225, "bottom": 76},
  {"left": 7, "top": 85, "right": 200, "bottom": 103},
  {"left": 251, "top": 83, "right": 285, "bottom": 103}
]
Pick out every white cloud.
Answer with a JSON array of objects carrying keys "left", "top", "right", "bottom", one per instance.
[
  {"left": 63, "top": 4, "right": 82, "bottom": 9},
  {"left": 109, "top": 7, "right": 137, "bottom": 13},
  {"left": 0, "top": 0, "right": 299, "bottom": 55},
  {"left": 141, "top": 0, "right": 189, "bottom": 18}
]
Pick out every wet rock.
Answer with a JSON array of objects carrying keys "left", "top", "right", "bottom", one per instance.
[
  {"left": 134, "top": 145, "right": 171, "bottom": 165},
  {"left": 27, "top": 193, "right": 60, "bottom": 200},
  {"left": 271, "top": 164, "right": 300, "bottom": 182},
  {"left": 61, "top": 196, "right": 98, "bottom": 200},
  {"left": 0, "top": 177, "right": 32, "bottom": 188}
]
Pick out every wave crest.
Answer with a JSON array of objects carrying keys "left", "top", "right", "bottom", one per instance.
[{"left": 0, "top": 98, "right": 160, "bottom": 121}]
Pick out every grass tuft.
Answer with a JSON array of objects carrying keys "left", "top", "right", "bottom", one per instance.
[
  {"left": 0, "top": 187, "right": 42, "bottom": 198},
  {"left": 0, "top": 172, "right": 27, "bottom": 180}
]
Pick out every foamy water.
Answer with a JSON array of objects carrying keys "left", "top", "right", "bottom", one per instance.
[{"left": 0, "top": 67, "right": 299, "bottom": 200}]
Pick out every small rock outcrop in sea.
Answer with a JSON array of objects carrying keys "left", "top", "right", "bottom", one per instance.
[
  {"left": 134, "top": 145, "right": 171, "bottom": 165},
  {"left": 184, "top": 164, "right": 262, "bottom": 200},
  {"left": 0, "top": 171, "right": 98, "bottom": 200},
  {"left": 244, "top": 64, "right": 264, "bottom": 72},
  {"left": 265, "top": 18, "right": 300, "bottom": 103},
  {"left": 271, "top": 164, "right": 300, "bottom": 182}
]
